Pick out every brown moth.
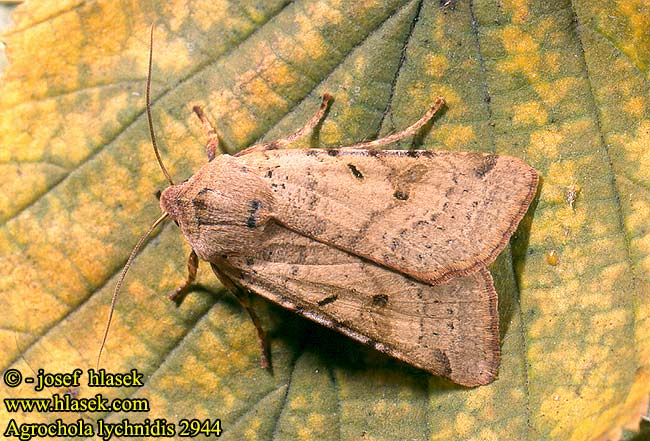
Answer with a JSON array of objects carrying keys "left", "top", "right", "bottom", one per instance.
[{"left": 99, "top": 27, "right": 538, "bottom": 387}]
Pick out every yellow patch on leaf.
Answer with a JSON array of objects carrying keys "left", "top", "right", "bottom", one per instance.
[
  {"left": 624, "top": 96, "right": 646, "bottom": 118},
  {"left": 614, "top": 120, "right": 650, "bottom": 182},
  {"left": 425, "top": 53, "right": 449, "bottom": 79},
  {"left": 512, "top": 101, "right": 547, "bottom": 125},
  {"left": 534, "top": 78, "right": 579, "bottom": 107},
  {"left": 617, "top": 0, "right": 650, "bottom": 72},
  {"left": 502, "top": 0, "right": 531, "bottom": 24},
  {"left": 443, "top": 124, "right": 476, "bottom": 149},
  {"left": 500, "top": 25, "right": 538, "bottom": 53},
  {"left": 454, "top": 412, "right": 474, "bottom": 437}
]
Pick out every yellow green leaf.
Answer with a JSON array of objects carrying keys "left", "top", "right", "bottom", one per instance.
[{"left": 1, "top": 1, "right": 649, "bottom": 440}]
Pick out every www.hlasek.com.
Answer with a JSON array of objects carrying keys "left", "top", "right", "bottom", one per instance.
[{"left": 3, "top": 368, "right": 222, "bottom": 440}]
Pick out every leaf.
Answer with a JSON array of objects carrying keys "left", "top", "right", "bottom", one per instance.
[{"left": 1, "top": 0, "right": 648, "bottom": 439}]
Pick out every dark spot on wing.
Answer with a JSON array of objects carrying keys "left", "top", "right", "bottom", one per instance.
[
  {"left": 317, "top": 294, "right": 339, "bottom": 306},
  {"left": 393, "top": 191, "right": 408, "bottom": 200},
  {"left": 475, "top": 154, "right": 497, "bottom": 178},
  {"left": 193, "top": 199, "right": 208, "bottom": 211},
  {"left": 327, "top": 149, "right": 339, "bottom": 157},
  {"left": 310, "top": 222, "right": 326, "bottom": 235},
  {"left": 399, "top": 163, "right": 428, "bottom": 183},
  {"left": 246, "top": 200, "right": 262, "bottom": 229},
  {"left": 265, "top": 170, "right": 273, "bottom": 178},
  {"left": 372, "top": 294, "right": 388, "bottom": 307},
  {"left": 432, "top": 349, "right": 452, "bottom": 375},
  {"left": 413, "top": 220, "right": 428, "bottom": 229},
  {"left": 347, "top": 163, "right": 364, "bottom": 179},
  {"left": 264, "top": 141, "right": 280, "bottom": 151}
]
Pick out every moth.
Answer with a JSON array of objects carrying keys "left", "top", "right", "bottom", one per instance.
[{"left": 99, "top": 27, "right": 538, "bottom": 387}]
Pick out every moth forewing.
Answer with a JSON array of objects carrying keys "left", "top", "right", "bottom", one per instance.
[{"left": 237, "top": 148, "right": 539, "bottom": 285}]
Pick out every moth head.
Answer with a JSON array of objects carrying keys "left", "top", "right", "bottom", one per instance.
[
  {"left": 158, "top": 183, "right": 185, "bottom": 221},
  {"left": 159, "top": 155, "right": 275, "bottom": 261}
]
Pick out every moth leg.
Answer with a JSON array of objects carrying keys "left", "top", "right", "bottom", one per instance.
[
  {"left": 209, "top": 263, "right": 271, "bottom": 370},
  {"left": 235, "top": 93, "right": 333, "bottom": 157},
  {"left": 192, "top": 106, "right": 222, "bottom": 161},
  {"left": 340, "top": 96, "right": 446, "bottom": 150},
  {"left": 233, "top": 289, "right": 271, "bottom": 370},
  {"left": 168, "top": 249, "right": 199, "bottom": 302}
]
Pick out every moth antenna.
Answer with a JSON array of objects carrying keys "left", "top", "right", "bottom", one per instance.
[
  {"left": 146, "top": 23, "right": 174, "bottom": 186},
  {"left": 97, "top": 212, "right": 169, "bottom": 369},
  {"left": 14, "top": 333, "right": 39, "bottom": 382}
]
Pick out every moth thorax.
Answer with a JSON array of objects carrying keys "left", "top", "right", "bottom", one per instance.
[
  {"left": 192, "top": 188, "right": 273, "bottom": 261},
  {"left": 162, "top": 157, "right": 275, "bottom": 261}
]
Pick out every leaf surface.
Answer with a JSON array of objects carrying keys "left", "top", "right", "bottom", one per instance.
[{"left": 1, "top": 1, "right": 648, "bottom": 439}]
